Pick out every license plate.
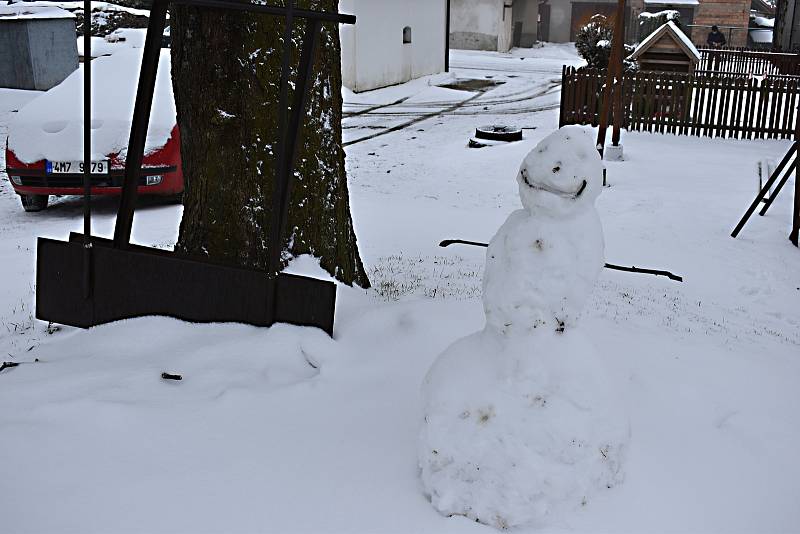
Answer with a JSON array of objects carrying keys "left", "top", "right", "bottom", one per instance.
[{"left": 46, "top": 160, "right": 109, "bottom": 174}]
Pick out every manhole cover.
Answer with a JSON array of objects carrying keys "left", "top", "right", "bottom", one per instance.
[{"left": 439, "top": 79, "right": 505, "bottom": 92}]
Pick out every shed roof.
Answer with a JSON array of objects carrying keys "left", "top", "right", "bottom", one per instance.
[
  {"left": 629, "top": 21, "right": 701, "bottom": 62},
  {"left": 0, "top": 4, "right": 75, "bottom": 20}
]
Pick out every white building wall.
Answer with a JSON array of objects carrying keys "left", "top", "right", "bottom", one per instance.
[
  {"left": 449, "top": 0, "right": 513, "bottom": 52},
  {"left": 340, "top": 0, "right": 446, "bottom": 93}
]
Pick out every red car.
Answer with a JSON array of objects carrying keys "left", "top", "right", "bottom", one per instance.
[
  {"left": 5, "top": 125, "right": 184, "bottom": 212},
  {"left": 4, "top": 48, "right": 183, "bottom": 212}
]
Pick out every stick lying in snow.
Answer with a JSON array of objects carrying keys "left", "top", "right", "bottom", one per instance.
[
  {"left": 439, "top": 240, "right": 683, "bottom": 282},
  {"left": 0, "top": 361, "right": 20, "bottom": 374},
  {"left": 161, "top": 372, "right": 183, "bottom": 381}
]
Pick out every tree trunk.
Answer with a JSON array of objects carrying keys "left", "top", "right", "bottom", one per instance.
[{"left": 170, "top": 0, "right": 369, "bottom": 288}]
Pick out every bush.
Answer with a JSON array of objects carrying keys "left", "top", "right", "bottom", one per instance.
[
  {"left": 575, "top": 14, "right": 638, "bottom": 72},
  {"left": 575, "top": 14, "right": 614, "bottom": 69},
  {"left": 638, "top": 10, "right": 684, "bottom": 42}
]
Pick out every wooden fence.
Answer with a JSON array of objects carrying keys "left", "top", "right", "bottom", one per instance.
[
  {"left": 560, "top": 66, "right": 800, "bottom": 139},
  {"left": 698, "top": 48, "right": 800, "bottom": 76}
]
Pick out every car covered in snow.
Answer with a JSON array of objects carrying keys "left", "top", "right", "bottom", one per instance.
[{"left": 4, "top": 47, "right": 183, "bottom": 212}]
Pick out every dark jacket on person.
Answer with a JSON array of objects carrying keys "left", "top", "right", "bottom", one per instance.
[{"left": 707, "top": 30, "right": 726, "bottom": 47}]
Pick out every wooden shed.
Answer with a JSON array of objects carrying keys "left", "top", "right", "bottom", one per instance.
[{"left": 628, "top": 21, "right": 700, "bottom": 74}]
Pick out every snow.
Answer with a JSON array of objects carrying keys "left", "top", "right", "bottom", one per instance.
[
  {"left": 15, "top": 0, "right": 150, "bottom": 17},
  {"left": 0, "top": 4, "right": 73, "bottom": 19},
  {"left": 0, "top": 44, "right": 799, "bottom": 533},
  {"left": 7, "top": 47, "right": 176, "bottom": 163},
  {"left": 76, "top": 28, "right": 147, "bottom": 57},
  {"left": 753, "top": 15, "right": 775, "bottom": 27},
  {"left": 419, "top": 128, "right": 628, "bottom": 528},
  {"left": 639, "top": 9, "right": 680, "bottom": 20}
]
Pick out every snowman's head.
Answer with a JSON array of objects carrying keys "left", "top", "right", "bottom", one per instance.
[{"left": 516, "top": 126, "right": 603, "bottom": 217}]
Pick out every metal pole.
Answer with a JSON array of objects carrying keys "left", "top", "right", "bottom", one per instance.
[
  {"left": 112, "top": 0, "right": 169, "bottom": 248},
  {"left": 82, "top": 0, "right": 92, "bottom": 298},
  {"left": 267, "top": 19, "right": 322, "bottom": 325},
  {"left": 445, "top": 0, "right": 451, "bottom": 72},
  {"left": 267, "top": 0, "right": 295, "bottom": 284},
  {"left": 792, "top": 91, "right": 800, "bottom": 245},
  {"left": 731, "top": 141, "right": 798, "bottom": 238}
]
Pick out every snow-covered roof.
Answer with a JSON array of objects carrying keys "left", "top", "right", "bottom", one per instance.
[
  {"left": 8, "top": 48, "right": 176, "bottom": 163},
  {"left": 753, "top": 16, "right": 775, "bottom": 28},
  {"left": 14, "top": 1, "right": 149, "bottom": 17},
  {"left": 0, "top": 4, "right": 74, "bottom": 20},
  {"left": 629, "top": 21, "right": 701, "bottom": 63},
  {"left": 644, "top": 0, "right": 699, "bottom": 5}
]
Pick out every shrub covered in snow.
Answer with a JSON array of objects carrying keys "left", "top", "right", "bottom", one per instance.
[
  {"left": 575, "top": 15, "right": 614, "bottom": 69},
  {"left": 575, "top": 15, "right": 636, "bottom": 71},
  {"left": 638, "top": 10, "right": 684, "bottom": 42}
]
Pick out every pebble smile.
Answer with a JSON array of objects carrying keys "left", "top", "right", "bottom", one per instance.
[{"left": 521, "top": 169, "right": 588, "bottom": 199}]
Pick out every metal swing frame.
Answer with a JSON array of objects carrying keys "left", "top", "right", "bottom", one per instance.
[{"left": 35, "top": 0, "right": 356, "bottom": 336}]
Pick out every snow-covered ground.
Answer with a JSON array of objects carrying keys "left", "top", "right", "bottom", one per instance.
[{"left": 1, "top": 45, "right": 799, "bottom": 533}]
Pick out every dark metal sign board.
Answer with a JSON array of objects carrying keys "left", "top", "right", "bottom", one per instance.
[
  {"left": 34, "top": 0, "right": 355, "bottom": 336},
  {"left": 37, "top": 236, "right": 336, "bottom": 334}
]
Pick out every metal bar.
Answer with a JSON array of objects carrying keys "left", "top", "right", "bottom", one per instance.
[
  {"left": 731, "top": 140, "right": 798, "bottom": 237},
  {"left": 445, "top": 0, "right": 451, "bottom": 72},
  {"left": 170, "top": 0, "right": 355, "bottom": 24},
  {"left": 112, "top": 0, "right": 169, "bottom": 248},
  {"left": 267, "top": 18, "right": 322, "bottom": 323},
  {"left": 759, "top": 158, "right": 796, "bottom": 215},
  {"left": 82, "top": 0, "right": 92, "bottom": 298},
  {"left": 265, "top": 0, "right": 296, "bottom": 326}
]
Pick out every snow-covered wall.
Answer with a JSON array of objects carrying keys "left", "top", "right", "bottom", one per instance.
[
  {"left": 340, "top": 0, "right": 446, "bottom": 93},
  {"left": 449, "top": 0, "right": 513, "bottom": 52}
]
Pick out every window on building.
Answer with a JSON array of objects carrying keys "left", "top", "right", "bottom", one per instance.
[{"left": 403, "top": 26, "right": 412, "bottom": 44}]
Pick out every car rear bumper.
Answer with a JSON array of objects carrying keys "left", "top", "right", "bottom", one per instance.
[{"left": 6, "top": 166, "right": 183, "bottom": 196}]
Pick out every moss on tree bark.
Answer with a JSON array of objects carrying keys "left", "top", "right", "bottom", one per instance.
[{"left": 170, "top": 0, "right": 369, "bottom": 287}]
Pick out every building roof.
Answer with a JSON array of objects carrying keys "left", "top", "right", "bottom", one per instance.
[
  {"left": 643, "top": 0, "right": 699, "bottom": 6},
  {"left": 0, "top": 4, "right": 75, "bottom": 20},
  {"left": 629, "top": 21, "right": 701, "bottom": 62}
]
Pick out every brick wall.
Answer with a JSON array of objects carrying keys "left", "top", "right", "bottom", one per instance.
[{"left": 692, "top": 0, "right": 750, "bottom": 47}]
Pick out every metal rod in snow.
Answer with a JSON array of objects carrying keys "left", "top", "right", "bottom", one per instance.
[
  {"left": 438, "top": 239, "right": 684, "bottom": 282},
  {"left": 82, "top": 0, "right": 92, "bottom": 298}
]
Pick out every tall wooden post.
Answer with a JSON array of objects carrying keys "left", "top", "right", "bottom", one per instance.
[
  {"left": 792, "top": 96, "right": 800, "bottom": 246},
  {"left": 611, "top": 5, "right": 626, "bottom": 147},
  {"left": 596, "top": 0, "right": 626, "bottom": 157}
]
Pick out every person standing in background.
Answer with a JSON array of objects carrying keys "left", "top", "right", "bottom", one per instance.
[{"left": 707, "top": 25, "right": 727, "bottom": 48}]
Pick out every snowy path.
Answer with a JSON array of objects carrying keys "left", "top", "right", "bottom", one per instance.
[{"left": 1, "top": 46, "right": 800, "bottom": 533}]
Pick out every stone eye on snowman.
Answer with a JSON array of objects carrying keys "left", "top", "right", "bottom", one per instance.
[{"left": 419, "top": 127, "right": 629, "bottom": 530}]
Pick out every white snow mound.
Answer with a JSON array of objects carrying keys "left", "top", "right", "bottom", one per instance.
[
  {"left": 419, "top": 329, "right": 628, "bottom": 529},
  {"left": 419, "top": 127, "right": 627, "bottom": 529}
]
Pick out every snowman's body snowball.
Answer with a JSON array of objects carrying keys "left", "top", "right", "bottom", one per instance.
[
  {"left": 419, "top": 126, "right": 628, "bottom": 529},
  {"left": 483, "top": 207, "right": 603, "bottom": 335},
  {"left": 419, "top": 330, "right": 627, "bottom": 529}
]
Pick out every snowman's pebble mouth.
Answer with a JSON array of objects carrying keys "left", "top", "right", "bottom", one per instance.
[{"left": 521, "top": 170, "right": 587, "bottom": 199}]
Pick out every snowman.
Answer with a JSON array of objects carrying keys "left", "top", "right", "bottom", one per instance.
[{"left": 419, "top": 127, "right": 629, "bottom": 530}]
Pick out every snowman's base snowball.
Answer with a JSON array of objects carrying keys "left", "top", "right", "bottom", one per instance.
[{"left": 419, "top": 328, "right": 628, "bottom": 530}]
